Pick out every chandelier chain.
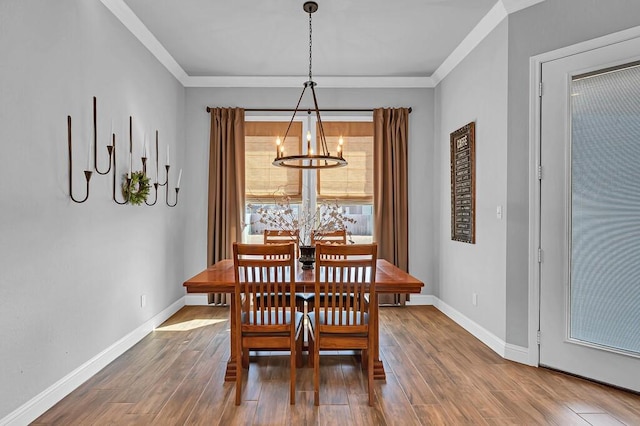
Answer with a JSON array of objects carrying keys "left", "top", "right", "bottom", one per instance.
[{"left": 308, "top": 11, "right": 313, "bottom": 81}]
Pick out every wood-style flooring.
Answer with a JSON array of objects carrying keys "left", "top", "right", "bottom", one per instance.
[{"left": 32, "top": 305, "right": 640, "bottom": 425}]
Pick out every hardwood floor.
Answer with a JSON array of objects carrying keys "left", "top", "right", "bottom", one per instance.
[{"left": 32, "top": 306, "right": 640, "bottom": 425}]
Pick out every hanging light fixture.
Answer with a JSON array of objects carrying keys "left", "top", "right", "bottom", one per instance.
[{"left": 272, "top": 1, "right": 347, "bottom": 169}]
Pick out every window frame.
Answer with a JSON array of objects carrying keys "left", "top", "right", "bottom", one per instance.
[{"left": 243, "top": 114, "right": 374, "bottom": 244}]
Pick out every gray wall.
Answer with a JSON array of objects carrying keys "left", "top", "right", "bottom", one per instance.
[
  {"left": 504, "top": 0, "right": 640, "bottom": 346},
  {"left": 4, "top": 0, "right": 640, "bottom": 418},
  {"left": 182, "top": 87, "right": 435, "bottom": 293},
  {"left": 435, "top": 21, "right": 509, "bottom": 339},
  {"left": 0, "top": 1, "right": 186, "bottom": 418}
]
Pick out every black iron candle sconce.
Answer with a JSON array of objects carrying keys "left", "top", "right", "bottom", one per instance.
[
  {"left": 67, "top": 97, "right": 182, "bottom": 207},
  {"left": 67, "top": 116, "right": 93, "bottom": 203}
]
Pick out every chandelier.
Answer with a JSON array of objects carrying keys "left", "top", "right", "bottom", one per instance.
[{"left": 272, "top": 1, "right": 347, "bottom": 169}]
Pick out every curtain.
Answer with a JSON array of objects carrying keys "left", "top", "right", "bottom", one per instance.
[
  {"left": 373, "top": 108, "right": 409, "bottom": 305},
  {"left": 207, "top": 108, "right": 245, "bottom": 305}
]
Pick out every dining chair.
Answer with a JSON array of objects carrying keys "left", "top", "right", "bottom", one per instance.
[
  {"left": 307, "top": 228, "right": 352, "bottom": 308},
  {"left": 262, "top": 229, "right": 306, "bottom": 312},
  {"left": 307, "top": 243, "right": 378, "bottom": 406},
  {"left": 264, "top": 229, "right": 299, "bottom": 256},
  {"left": 232, "top": 242, "right": 304, "bottom": 405},
  {"left": 310, "top": 228, "right": 347, "bottom": 246}
]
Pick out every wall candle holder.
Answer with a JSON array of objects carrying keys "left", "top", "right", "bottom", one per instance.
[
  {"left": 66, "top": 97, "right": 182, "bottom": 207},
  {"left": 92, "top": 97, "right": 113, "bottom": 175},
  {"left": 166, "top": 184, "right": 179, "bottom": 207},
  {"left": 145, "top": 130, "right": 162, "bottom": 206},
  {"left": 67, "top": 116, "right": 93, "bottom": 203},
  {"left": 112, "top": 132, "right": 130, "bottom": 205}
]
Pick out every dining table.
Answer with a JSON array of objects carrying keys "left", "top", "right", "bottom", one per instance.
[{"left": 183, "top": 258, "right": 424, "bottom": 382}]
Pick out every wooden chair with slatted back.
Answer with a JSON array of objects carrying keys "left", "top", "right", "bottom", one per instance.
[
  {"left": 307, "top": 228, "right": 351, "bottom": 309},
  {"left": 232, "top": 242, "right": 304, "bottom": 405},
  {"left": 262, "top": 229, "right": 306, "bottom": 312},
  {"left": 310, "top": 229, "right": 347, "bottom": 247},
  {"left": 307, "top": 243, "right": 378, "bottom": 406},
  {"left": 264, "top": 229, "right": 299, "bottom": 256}
]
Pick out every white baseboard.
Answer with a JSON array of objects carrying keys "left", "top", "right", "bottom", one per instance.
[
  {"left": 388, "top": 293, "right": 533, "bottom": 365},
  {"left": 505, "top": 343, "right": 532, "bottom": 365},
  {"left": 0, "top": 298, "right": 185, "bottom": 426},
  {"left": 431, "top": 297, "right": 533, "bottom": 366}
]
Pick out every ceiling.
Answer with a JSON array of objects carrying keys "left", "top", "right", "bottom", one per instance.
[{"left": 104, "top": 0, "right": 542, "bottom": 87}]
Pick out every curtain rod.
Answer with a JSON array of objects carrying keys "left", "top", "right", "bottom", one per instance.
[{"left": 205, "top": 107, "right": 412, "bottom": 114}]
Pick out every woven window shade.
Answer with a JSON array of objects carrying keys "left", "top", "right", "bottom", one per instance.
[
  {"left": 317, "top": 122, "right": 373, "bottom": 202},
  {"left": 245, "top": 122, "right": 302, "bottom": 201}
]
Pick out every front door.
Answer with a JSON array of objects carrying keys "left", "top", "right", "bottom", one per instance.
[{"left": 539, "top": 36, "right": 640, "bottom": 392}]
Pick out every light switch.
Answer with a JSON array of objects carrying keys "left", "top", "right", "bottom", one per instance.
[{"left": 496, "top": 205, "right": 503, "bottom": 219}]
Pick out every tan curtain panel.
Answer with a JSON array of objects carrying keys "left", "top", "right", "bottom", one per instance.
[
  {"left": 373, "top": 108, "right": 409, "bottom": 304},
  {"left": 207, "top": 108, "right": 245, "bottom": 305},
  {"left": 317, "top": 121, "right": 374, "bottom": 202},
  {"left": 245, "top": 121, "right": 302, "bottom": 201}
]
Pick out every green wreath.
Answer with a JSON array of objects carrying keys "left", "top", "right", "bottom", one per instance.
[{"left": 122, "top": 171, "right": 151, "bottom": 205}]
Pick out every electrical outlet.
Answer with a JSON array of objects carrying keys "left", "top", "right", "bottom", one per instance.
[
  {"left": 472, "top": 293, "right": 478, "bottom": 307},
  {"left": 140, "top": 294, "right": 147, "bottom": 308}
]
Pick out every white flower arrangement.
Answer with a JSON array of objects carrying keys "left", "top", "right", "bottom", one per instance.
[{"left": 247, "top": 194, "right": 355, "bottom": 247}]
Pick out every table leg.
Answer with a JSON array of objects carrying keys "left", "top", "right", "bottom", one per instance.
[
  {"left": 224, "top": 293, "right": 237, "bottom": 382},
  {"left": 370, "top": 293, "right": 386, "bottom": 380}
]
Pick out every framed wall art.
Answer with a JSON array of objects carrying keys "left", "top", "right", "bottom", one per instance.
[{"left": 450, "top": 122, "right": 475, "bottom": 244}]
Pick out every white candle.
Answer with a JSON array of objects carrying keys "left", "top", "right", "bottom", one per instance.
[
  {"left": 143, "top": 133, "right": 147, "bottom": 158},
  {"left": 176, "top": 169, "right": 182, "bottom": 188},
  {"left": 128, "top": 152, "right": 132, "bottom": 178},
  {"left": 166, "top": 145, "right": 170, "bottom": 165}
]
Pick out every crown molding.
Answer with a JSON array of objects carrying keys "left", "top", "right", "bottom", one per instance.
[
  {"left": 431, "top": 0, "right": 544, "bottom": 85},
  {"left": 182, "top": 75, "right": 435, "bottom": 88},
  {"left": 101, "top": 0, "right": 544, "bottom": 89},
  {"left": 431, "top": 2, "right": 507, "bottom": 85},
  {"left": 99, "top": 0, "right": 189, "bottom": 84},
  {"left": 501, "top": 0, "right": 545, "bottom": 15}
]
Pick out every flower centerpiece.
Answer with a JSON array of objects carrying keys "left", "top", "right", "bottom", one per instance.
[{"left": 247, "top": 195, "right": 355, "bottom": 268}]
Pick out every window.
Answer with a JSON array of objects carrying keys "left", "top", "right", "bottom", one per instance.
[
  {"left": 245, "top": 121, "right": 302, "bottom": 201},
  {"left": 243, "top": 117, "right": 373, "bottom": 244}
]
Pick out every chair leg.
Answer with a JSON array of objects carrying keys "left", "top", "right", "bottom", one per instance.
[
  {"left": 367, "top": 344, "right": 374, "bottom": 406},
  {"left": 236, "top": 349, "right": 243, "bottom": 405},
  {"left": 290, "top": 340, "right": 296, "bottom": 405},
  {"left": 242, "top": 348, "right": 249, "bottom": 369},
  {"left": 313, "top": 343, "right": 320, "bottom": 406}
]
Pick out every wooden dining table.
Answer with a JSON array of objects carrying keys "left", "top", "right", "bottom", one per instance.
[{"left": 183, "top": 258, "right": 424, "bottom": 382}]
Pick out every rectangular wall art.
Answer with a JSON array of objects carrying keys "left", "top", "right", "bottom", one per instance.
[{"left": 450, "top": 122, "right": 475, "bottom": 244}]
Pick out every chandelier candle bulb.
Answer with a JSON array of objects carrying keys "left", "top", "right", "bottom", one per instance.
[
  {"left": 276, "top": 137, "right": 281, "bottom": 158},
  {"left": 177, "top": 169, "right": 182, "bottom": 188},
  {"left": 166, "top": 144, "right": 170, "bottom": 166}
]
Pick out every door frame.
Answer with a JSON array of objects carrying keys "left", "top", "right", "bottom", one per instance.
[{"left": 527, "top": 25, "right": 640, "bottom": 367}]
